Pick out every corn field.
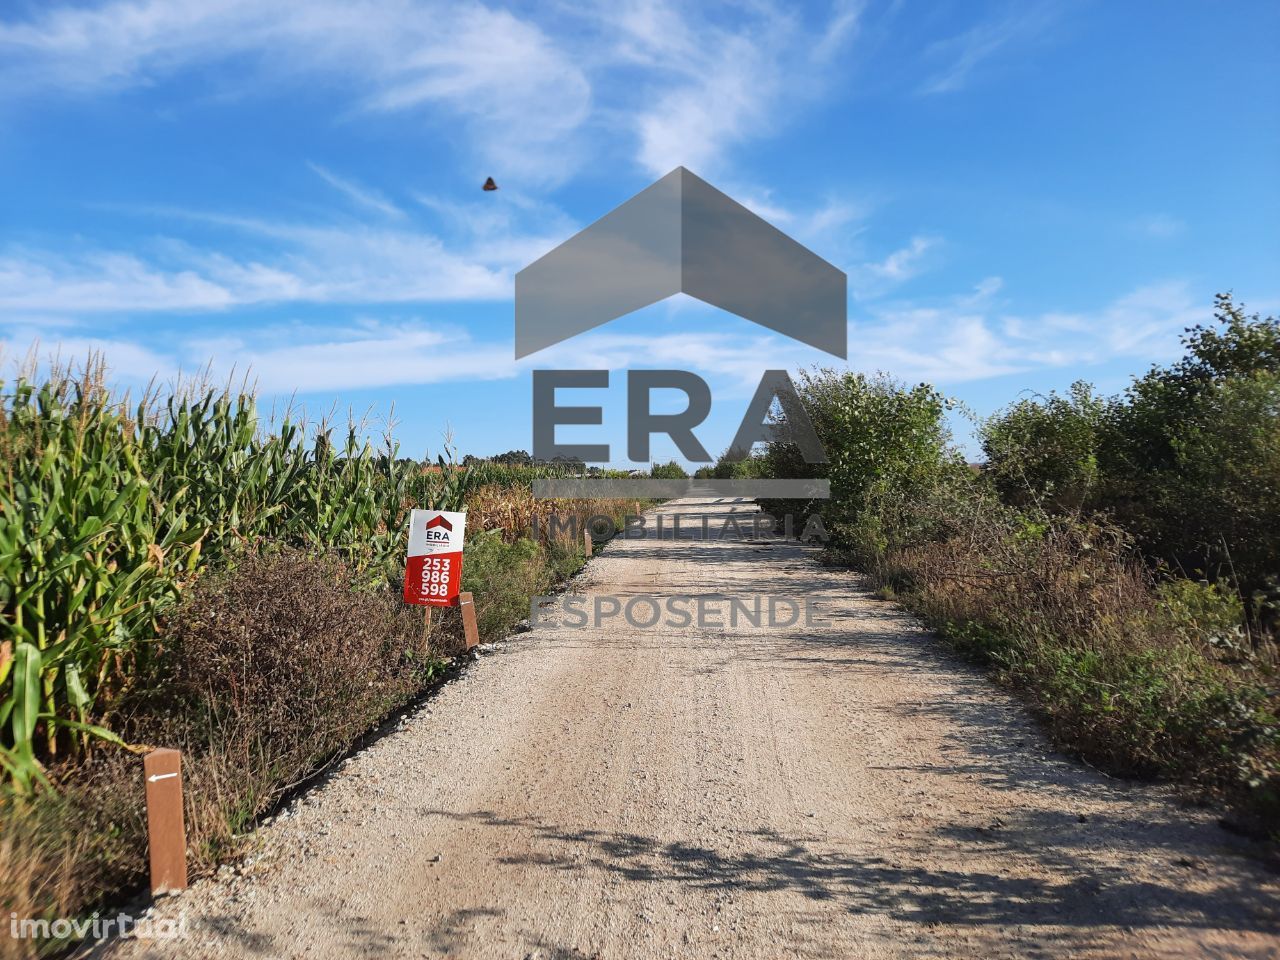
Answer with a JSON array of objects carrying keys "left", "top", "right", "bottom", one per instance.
[{"left": 0, "top": 364, "right": 538, "bottom": 791}]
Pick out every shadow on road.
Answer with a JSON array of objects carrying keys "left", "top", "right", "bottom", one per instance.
[{"left": 417, "top": 807, "right": 1278, "bottom": 946}]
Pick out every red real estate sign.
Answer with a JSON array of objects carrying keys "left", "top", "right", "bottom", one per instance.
[{"left": 404, "top": 509, "right": 466, "bottom": 607}]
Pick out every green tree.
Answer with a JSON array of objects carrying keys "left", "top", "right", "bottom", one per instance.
[
  {"left": 1101, "top": 294, "right": 1280, "bottom": 593},
  {"left": 649, "top": 460, "right": 689, "bottom": 479}
]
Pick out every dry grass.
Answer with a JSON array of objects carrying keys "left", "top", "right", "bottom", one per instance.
[{"left": 466, "top": 485, "right": 646, "bottom": 544}]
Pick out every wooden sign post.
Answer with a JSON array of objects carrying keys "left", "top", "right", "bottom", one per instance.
[
  {"left": 458, "top": 592, "right": 480, "bottom": 650},
  {"left": 583, "top": 528, "right": 593, "bottom": 558},
  {"left": 143, "top": 748, "right": 188, "bottom": 895}
]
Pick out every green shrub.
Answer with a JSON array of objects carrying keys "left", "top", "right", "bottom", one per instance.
[
  {"left": 707, "top": 450, "right": 770, "bottom": 479},
  {"left": 1156, "top": 579, "right": 1247, "bottom": 648},
  {"left": 982, "top": 381, "right": 1107, "bottom": 511},
  {"left": 981, "top": 295, "right": 1280, "bottom": 601},
  {"left": 761, "top": 369, "right": 961, "bottom": 552},
  {"left": 462, "top": 533, "right": 579, "bottom": 637}
]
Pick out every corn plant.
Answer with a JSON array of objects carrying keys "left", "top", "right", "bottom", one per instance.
[{"left": 0, "top": 368, "right": 414, "bottom": 790}]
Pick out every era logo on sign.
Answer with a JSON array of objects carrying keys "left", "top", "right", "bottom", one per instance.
[
  {"left": 404, "top": 509, "right": 466, "bottom": 607},
  {"left": 424, "top": 514, "right": 453, "bottom": 542}
]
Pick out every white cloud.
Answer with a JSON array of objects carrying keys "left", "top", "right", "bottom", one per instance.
[
  {"left": 852, "top": 278, "right": 1202, "bottom": 384},
  {"left": 0, "top": 329, "right": 178, "bottom": 383},
  {"left": 0, "top": 251, "right": 235, "bottom": 313},
  {"left": 848, "top": 234, "right": 941, "bottom": 297},
  {"left": 862, "top": 235, "right": 939, "bottom": 282},
  {"left": 196, "top": 323, "right": 512, "bottom": 394},
  {"left": 2, "top": 278, "right": 1211, "bottom": 398},
  {"left": 0, "top": 207, "right": 536, "bottom": 314}
]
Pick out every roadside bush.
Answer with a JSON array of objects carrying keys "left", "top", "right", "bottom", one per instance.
[
  {"left": 981, "top": 295, "right": 1280, "bottom": 604},
  {"left": 1156, "top": 579, "right": 1249, "bottom": 648},
  {"left": 1101, "top": 295, "right": 1280, "bottom": 598},
  {"left": 137, "top": 550, "right": 446, "bottom": 853},
  {"left": 462, "top": 533, "right": 575, "bottom": 637},
  {"left": 982, "top": 380, "right": 1107, "bottom": 511},
  {"left": 1, "top": 770, "right": 144, "bottom": 960}
]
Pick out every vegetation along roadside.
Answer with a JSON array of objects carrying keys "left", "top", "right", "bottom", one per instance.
[
  {"left": 0, "top": 360, "right": 638, "bottom": 958},
  {"left": 758, "top": 294, "right": 1280, "bottom": 840}
]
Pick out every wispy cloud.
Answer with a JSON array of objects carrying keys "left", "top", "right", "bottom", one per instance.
[
  {"left": 848, "top": 234, "right": 941, "bottom": 297},
  {"left": 0, "top": 0, "right": 863, "bottom": 183},
  {"left": 0, "top": 0, "right": 592, "bottom": 183},
  {"left": 0, "top": 250, "right": 237, "bottom": 313},
  {"left": 0, "top": 180, "right": 589, "bottom": 315},
  {"left": 0, "top": 223, "right": 511, "bottom": 314},
  {"left": 308, "top": 163, "right": 405, "bottom": 220},
  {"left": 605, "top": 1, "right": 863, "bottom": 177},
  {"left": 918, "top": 5, "right": 1057, "bottom": 95},
  {"left": 862, "top": 234, "right": 939, "bottom": 281}
]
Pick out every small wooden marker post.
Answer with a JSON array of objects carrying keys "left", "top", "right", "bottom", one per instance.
[
  {"left": 458, "top": 591, "right": 480, "bottom": 651},
  {"left": 143, "top": 748, "right": 188, "bottom": 895},
  {"left": 583, "top": 528, "right": 593, "bottom": 558}
]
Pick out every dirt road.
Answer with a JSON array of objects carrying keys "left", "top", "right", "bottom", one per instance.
[{"left": 113, "top": 499, "right": 1279, "bottom": 959}]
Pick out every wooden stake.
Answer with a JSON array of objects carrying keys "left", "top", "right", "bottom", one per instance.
[
  {"left": 458, "top": 592, "right": 480, "bottom": 650},
  {"left": 583, "top": 528, "right": 593, "bottom": 558},
  {"left": 143, "top": 748, "right": 188, "bottom": 895},
  {"left": 422, "top": 605, "right": 433, "bottom": 647}
]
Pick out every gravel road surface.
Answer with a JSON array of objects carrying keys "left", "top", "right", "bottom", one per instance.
[{"left": 109, "top": 499, "right": 1280, "bottom": 959}]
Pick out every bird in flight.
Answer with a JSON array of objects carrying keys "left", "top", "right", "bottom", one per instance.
[{"left": 482, "top": 177, "right": 498, "bottom": 191}]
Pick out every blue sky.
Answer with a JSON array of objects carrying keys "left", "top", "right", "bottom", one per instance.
[{"left": 1, "top": 0, "right": 1277, "bottom": 464}]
